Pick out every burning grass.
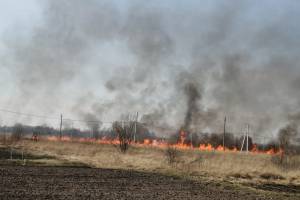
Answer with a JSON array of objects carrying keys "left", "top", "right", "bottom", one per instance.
[
  {"left": 43, "top": 134, "right": 283, "bottom": 155},
  {"left": 11, "top": 139, "right": 300, "bottom": 187}
]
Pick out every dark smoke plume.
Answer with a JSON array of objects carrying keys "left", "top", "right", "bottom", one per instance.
[{"left": 183, "top": 82, "right": 201, "bottom": 132}]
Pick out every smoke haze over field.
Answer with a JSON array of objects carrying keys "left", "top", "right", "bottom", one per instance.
[{"left": 0, "top": 0, "right": 300, "bottom": 138}]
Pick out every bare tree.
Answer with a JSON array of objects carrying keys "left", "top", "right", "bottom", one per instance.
[
  {"left": 273, "top": 124, "right": 299, "bottom": 168},
  {"left": 112, "top": 116, "right": 136, "bottom": 153},
  {"left": 278, "top": 125, "right": 297, "bottom": 156},
  {"left": 11, "top": 123, "right": 23, "bottom": 142},
  {"left": 165, "top": 146, "right": 180, "bottom": 166}
]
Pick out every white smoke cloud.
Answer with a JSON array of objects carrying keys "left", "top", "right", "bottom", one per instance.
[{"left": 1, "top": 0, "right": 300, "bottom": 139}]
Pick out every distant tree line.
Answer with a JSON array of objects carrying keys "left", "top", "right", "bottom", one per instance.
[{"left": 0, "top": 122, "right": 157, "bottom": 143}]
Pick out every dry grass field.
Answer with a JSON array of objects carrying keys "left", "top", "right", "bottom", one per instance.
[
  {"left": 14, "top": 140, "right": 300, "bottom": 184},
  {"left": 1, "top": 139, "right": 300, "bottom": 199}
]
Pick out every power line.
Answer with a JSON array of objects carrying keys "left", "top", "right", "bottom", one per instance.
[
  {"left": 0, "top": 107, "right": 278, "bottom": 140},
  {"left": 0, "top": 108, "right": 57, "bottom": 120},
  {"left": 0, "top": 108, "right": 113, "bottom": 124},
  {"left": 63, "top": 118, "right": 113, "bottom": 124}
]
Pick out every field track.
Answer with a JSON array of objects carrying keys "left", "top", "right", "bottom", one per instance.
[{"left": 0, "top": 165, "right": 296, "bottom": 200}]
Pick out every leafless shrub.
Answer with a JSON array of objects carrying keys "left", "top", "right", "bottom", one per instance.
[
  {"left": 112, "top": 118, "right": 135, "bottom": 153},
  {"left": 165, "top": 146, "right": 180, "bottom": 166},
  {"left": 278, "top": 124, "right": 297, "bottom": 156},
  {"left": 11, "top": 124, "right": 23, "bottom": 142},
  {"left": 271, "top": 154, "right": 300, "bottom": 170},
  {"left": 273, "top": 124, "right": 300, "bottom": 169}
]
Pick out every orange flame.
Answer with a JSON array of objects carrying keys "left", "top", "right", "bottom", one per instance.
[{"left": 42, "top": 135, "right": 282, "bottom": 155}]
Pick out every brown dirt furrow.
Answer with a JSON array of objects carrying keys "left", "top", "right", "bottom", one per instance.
[{"left": 0, "top": 165, "right": 296, "bottom": 200}]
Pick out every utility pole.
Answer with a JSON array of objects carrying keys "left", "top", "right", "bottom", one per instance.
[
  {"left": 246, "top": 124, "right": 249, "bottom": 153},
  {"left": 191, "top": 133, "right": 193, "bottom": 148},
  {"left": 10, "top": 146, "right": 12, "bottom": 160},
  {"left": 59, "top": 114, "right": 63, "bottom": 140},
  {"left": 71, "top": 121, "right": 74, "bottom": 141},
  {"left": 90, "top": 125, "right": 92, "bottom": 139},
  {"left": 134, "top": 112, "right": 138, "bottom": 143},
  {"left": 240, "top": 131, "right": 246, "bottom": 152},
  {"left": 223, "top": 116, "right": 226, "bottom": 151}
]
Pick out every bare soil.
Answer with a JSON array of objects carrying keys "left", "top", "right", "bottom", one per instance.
[{"left": 0, "top": 165, "right": 298, "bottom": 200}]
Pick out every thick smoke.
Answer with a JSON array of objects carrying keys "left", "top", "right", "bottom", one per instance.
[
  {"left": 1, "top": 1, "right": 300, "bottom": 140},
  {"left": 183, "top": 82, "right": 201, "bottom": 132}
]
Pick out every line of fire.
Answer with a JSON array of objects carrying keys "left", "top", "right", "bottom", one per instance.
[{"left": 0, "top": 115, "right": 290, "bottom": 156}]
